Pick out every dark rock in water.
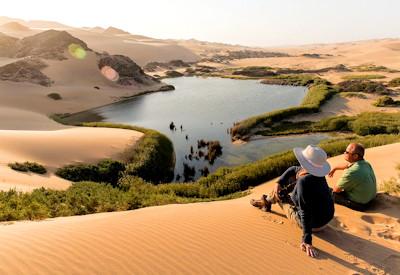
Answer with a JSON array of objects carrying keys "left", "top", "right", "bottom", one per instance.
[
  {"left": 199, "top": 166, "right": 210, "bottom": 177},
  {"left": 0, "top": 32, "right": 18, "bottom": 57},
  {"left": 169, "top": 121, "right": 176, "bottom": 130},
  {"left": 98, "top": 54, "right": 159, "bottom": 85},
  {"left": 15, "top": 30, "right": 91, "bottom": 60},
  {"left": 206, "top": 141, "right": 223, "bottom": 165},
  {"left": 175, "top": 174, "right": 181, "bottom": 181},
  {"left": 183, "top": 163, "right": 196, "bottom": 182},
  {"left": 0, "top": 57, "right": 52, "bottom": 86},
  {"left": 158, "top": 84, "right": 175, "bottom": 91},
  {"left": 94, "top": 86, "right": 100, "bottom": 90},
  {"left": 165, "top": 70, "right": 184, "bottom": 78}
]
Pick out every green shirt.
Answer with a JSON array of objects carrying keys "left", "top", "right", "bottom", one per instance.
[{"left": 337, "top": 160, "right": 376, "bottom": 204}]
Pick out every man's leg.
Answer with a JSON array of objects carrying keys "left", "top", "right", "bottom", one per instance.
[{"left": 333, "top": 192, "right": 368, "bottom": 212}]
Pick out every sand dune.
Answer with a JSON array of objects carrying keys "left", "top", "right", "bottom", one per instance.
[
  {"left": 0, "top": 143, "right": 398, "bottom": 274},
  {"left": 0, "top": 127, "right": 143, "bottom": 191}
]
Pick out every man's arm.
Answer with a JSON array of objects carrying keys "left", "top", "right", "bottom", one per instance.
[
  {"left": 328, "top": 162, "right": 351, "bottom": 177},
  {"left": 296, "top": 178, "right": 318, "bottom": 258}
]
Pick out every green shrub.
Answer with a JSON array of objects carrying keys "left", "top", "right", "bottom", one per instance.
[
  {"left": 349, "top": 112, "right": 400, "bottom": 135},
  {"left": 351, "top": 64, "right": 398, "bottom": 73},
  {"left": 1, "top": 134, "right": 398, "bottom": 222},
  {"left": 388, "top": 77, "right": 400, "bottom": 87},
  {"left": 55, "top": 159, "right": 125, "bottom": 187},
  {"left": 340, "top": 92, "right": 367, "bottom": 99},
  {"left": 56, "top": 163, "right": 100, "bottom": 182},
  {"left": 341, "top": 75, "right": 386, "bottom": 80},
  {"left": 373, "top": 96, "right": 398, "bottom": 107},
  {"left": 47, "top": 93, "right": 62, "bottom": 100},
  {"left": 261, "top": 74, "right": 330, "bottom": 86},
  {"left": 81, "top": 123, "right": 175, "bottom": 183},
  {"left": 8, "top": 162, "right": 47, "bottom": 174},
  {"left": 337, "top": 80, "right": 390, "bottom": 94},
  {"left": 231, "top": 83, "right": 336, "bottom": 138}
]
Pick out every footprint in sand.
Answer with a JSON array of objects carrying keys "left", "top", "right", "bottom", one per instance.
[
  {"left": 330, "top": 216, "right": 372, "bottom": 236},
  {"left": 361, "top": 214, "right": 400, "bottom": 242}
]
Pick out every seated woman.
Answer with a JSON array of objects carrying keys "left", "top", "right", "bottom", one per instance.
[{"left": 251, "top": 145, "right": 335, "bottom": 258}]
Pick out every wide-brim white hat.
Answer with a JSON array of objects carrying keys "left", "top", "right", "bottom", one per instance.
[{"left": 293, "top": 145, "right": 330, "bottom": 177}]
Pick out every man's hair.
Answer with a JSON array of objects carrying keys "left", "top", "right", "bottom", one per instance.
[{"left": 351, "top": 143, "right": 365, "bottom": 159}]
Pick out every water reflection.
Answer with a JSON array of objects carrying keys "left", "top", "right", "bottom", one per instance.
[{"left": 90, "top": 77, "right": 327, "bottom": 180}]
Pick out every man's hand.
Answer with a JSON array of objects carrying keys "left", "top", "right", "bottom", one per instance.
[
  {"left": 272, "top": 183, "right": 281, "bottom": 200},
  {"left": 300, "top": 243, "right": 318, "bottom": 258},
  {"left": 328, "top": 168, "right": 336, "bottom": 178}
]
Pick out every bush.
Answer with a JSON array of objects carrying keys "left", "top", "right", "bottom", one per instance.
[
  {"left": 341, "top": 75, "right": 386, "bottom": 80},
  {"left": 55, "top": 159, "right": 125, "bottom": 187},
  {"left": 337, "top": 80, "right": 390, "bottom": 94},
  {"left": 82, "top": 123, "right": 175, "bottom": 183},
  {"left": 8, "top": 162, "right": 47, "bottom": 174},
  {"left": 47, "top": 93, "right": 62, "bottom": 100},
  {"left": 373, "top": 96, "right": 398, "bottom": 107},
  {"left": 231, "top": 83, "right": 336, "bottom": 138},
  {"left": 388, "top": 77, "right": 400, "bottom": 87},
  {"left": 349, "top": 112, "right": 400, "bottom": 135},
  {"left": 1, "top": 134, "right": 399, "bottom": 222},
  {"left": 56, "top": 163, "right": 99, "bottom": 182}
]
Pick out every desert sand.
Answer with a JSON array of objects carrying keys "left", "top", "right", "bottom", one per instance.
[
  {"left": 0, "top": 127, "right": 143, "bottom": 192},
  {"left": 0, "top": 17, "right": 399, "bottom": 274},
  {"left": 0, "top": 143, "right": 398, "bottom": 274}
]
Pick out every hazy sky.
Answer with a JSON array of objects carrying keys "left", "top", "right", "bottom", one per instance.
[{"left": 2, "top": 0, "right": 400, "bottom": 46}]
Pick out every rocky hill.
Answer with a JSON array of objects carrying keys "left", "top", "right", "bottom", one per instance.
[
  {"left": 98, "top": 54, "right": 159, "bottom": 85},
  {"left": 0, "top": 57, "right": 52, "bottom": 86},
  {"left": 15, "top": 30, "right": 91, "bottom": 60}
]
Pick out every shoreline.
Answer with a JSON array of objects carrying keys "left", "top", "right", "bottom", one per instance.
[{"left": 50, "top": 84, "right": 175, "bottom": 125}]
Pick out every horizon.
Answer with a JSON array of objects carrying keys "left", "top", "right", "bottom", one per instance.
[{"left": 2, "top": 0, "right": 400, "bottom": 47}]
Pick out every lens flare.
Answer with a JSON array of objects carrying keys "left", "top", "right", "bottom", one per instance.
[
  {"left": 68, "top": 43, "right": 87, "bottom": 59},
  {"left": 100, "top": 66, "right": 119, "bottom": 82}
]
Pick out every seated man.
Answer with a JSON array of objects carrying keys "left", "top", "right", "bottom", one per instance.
[
  {"left": 251, "top": 145, "right": 335, "bottom": 258},
  {"left": 329, "top": 143, "right": 376, "bottom": 211}
]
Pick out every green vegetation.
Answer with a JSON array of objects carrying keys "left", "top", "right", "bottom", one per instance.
[
  {"left": 231, "top": 83, "right": 336, "bottom": 138},
  {"left": 55, "top": 159, "right": 125, "bottom": 187},
  {"left": 1, "top": 134, "right": 398, "bottom": 222},
  {"left": 351, "top": 64, "right": 398, "bottom": 73},
  {"left": 388, "top": 77, "right": 400, "bottom": 87},
  {"left": 340, "top": 92, "right": 367, "bottom": 99},
  {"left": 261, "top": 74, "right": 330, "bottom": 86},
  {"left": 232, "top": 67, "right": 276, "bottom": 77},
  {"left": 56, "top": 122, "right": 175, "bottom": 183},
  {"left": 337, "top": 79, "right": 390, "bottom": 94},
  {"left": 47, "top": 93, "right": 62, "bottom": 100},
  {"left": 379, "top": 164, "right": 400, "bottom": 195},
  {"left": 258, "top": 112, "right": 400, "bottom": 136},
  {"left": 8, "top": 162, "right": 47, "bottom": 174},
  {"left": 341, "top": 74, "right": 386, "bottom": 80},
  {"left": 373, "top": 96, "right": 400, "bottom": 107}
]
